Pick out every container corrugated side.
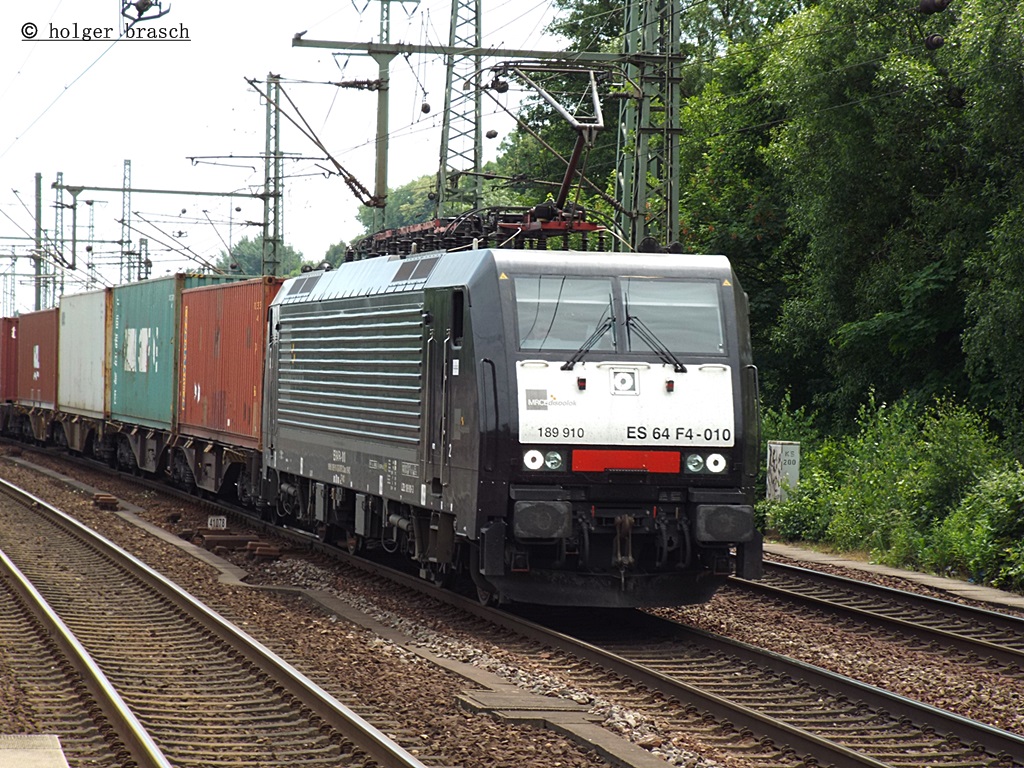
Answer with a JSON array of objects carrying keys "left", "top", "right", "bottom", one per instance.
[
  {"left": 58, "top": 289, "right": 111, "bottom": 418},
  {"left": 178, "top": 277, "right": 282, "bottom": 448},
  {"left": 16, "top": 308, "right": 59, "bottom": 409},
  {"left": 110, "top": 274, "right": 240, "bottom": 430},
  {"left": 0, "top": 317, "right": 18, "bottom": 402}
]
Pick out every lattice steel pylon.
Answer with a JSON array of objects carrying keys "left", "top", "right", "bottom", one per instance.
[
  {"left": 262, "top": 73, "right": 284, "bottom": 276},
  {"left": 121, "top": 159, "right": 134, "bottom": 283},
  {"left": 435, "top": 0, "right": 482, "bottom": 216},
  {"left": 2, "top": 254, "right": 14, "bottom": 317},
  {"left": 616, "top": 0, "right": 682, "bottom": 250},
  {"left": 49, "top": 171, "right": 62, "bottom": 307}
]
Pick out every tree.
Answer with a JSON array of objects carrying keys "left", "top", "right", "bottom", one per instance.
[
  {"left": 216, "top": 235, "right": 304, "bottom": 277},
  {"left": 492, "top": 0, "right": 812, "bottom": 246},
  {"left": 323, "top": 239, "right": 350, "bottom": 267},
  {"left": 752, "top": 0, "right": 971, "bottom": 424},
  {"left": 674, "top": 39, "right": 797, "bottom": 404},
  {"left": 956, "top": 2, "right": 1024, "bottom": 453},
  {"left": 355, "top": 175, "right": 437, "bottom": 234},
  {"left": 546, "top": 0, "right": 622, "bottom": 53},
  {"left": 483, "top": 126, "right": 615, "bottom": 214}
]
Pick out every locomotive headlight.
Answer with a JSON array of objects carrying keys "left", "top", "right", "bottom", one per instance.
[
  {"left": 685, "top": 454, "right": 705, "bottom": 473},
  {"left": 706, "top": 453, "right": 727, "bottom": 473},
  {"left": 523, "top": 450, "right": 545, "bottom": 470},
  {"left": 544, "top": 451, "right": 564, "bottom": 470}
]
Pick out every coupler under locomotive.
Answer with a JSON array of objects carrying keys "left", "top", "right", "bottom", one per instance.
[{"left": 471, "top": 495, "right": 762, "bottom": 607}]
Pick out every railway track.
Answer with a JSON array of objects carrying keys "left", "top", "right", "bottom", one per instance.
[
  {"left": 0, "top": 548, "right": 149, "bottom": 768},
  {"left": 537, "top": 609, "right": 1024, "bottom": 768},
  {"left": 6, "top": 448, "right": 1024, "bottom": 768},
  {"left": 299, "top": 545, "right": 1024, "bottom": 767},
  {"left": 0, "top": 476, "right": 429, "bottom": 768},
  {"left": 729, "top": 561, "right": 1024, "bottom": 669}
]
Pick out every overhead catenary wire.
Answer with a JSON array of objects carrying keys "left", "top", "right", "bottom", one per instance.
[
  {"left": 129, "top": 212, "right": 226, "bottom": 274},
  {"left": 246, "top": 76, "right": 380, "bottom": 207},
  {"left": 0, "top": 0, "right": 65, "bottom": 106},
  {"left": 0, "top": 29, "right": 128, "bottom": 165},
  {"left": 0, "top": 203, "right": 115, "bottom": 288}
]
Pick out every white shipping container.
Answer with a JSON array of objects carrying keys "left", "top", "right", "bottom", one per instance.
[{"left": 58, "top": 288, "right": 111, "bottom": 418}]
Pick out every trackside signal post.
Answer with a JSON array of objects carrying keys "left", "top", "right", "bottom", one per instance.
[{"left": 766, "top": 441, "right": 800, "bottom": 501}]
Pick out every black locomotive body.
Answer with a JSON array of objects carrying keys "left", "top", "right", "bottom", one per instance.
[{"left": 260, "top": 248, "right": 761, "bottom": 607}]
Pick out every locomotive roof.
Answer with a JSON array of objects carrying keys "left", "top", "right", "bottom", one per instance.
[{"left": 272, "top": 248, "right": 734, "bottom": 306}]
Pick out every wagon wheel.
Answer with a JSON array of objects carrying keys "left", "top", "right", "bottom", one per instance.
[
  {"left": 172, "top": 451, "right": 196, "bottom": 493},
  {"left": 315, "top": 523, "right": 341, "bottom": 547},
  {"left": 235, "top": 466, "right": 254, "bottom": 508},
  {"left": 344, "top": 531, "right": 363, "bottom": 555},
  {"left": 116, "top": 437, "right": 136, "bottom": 473},
  {"left": 476, "top": 585, "right": 496, "bottom": 606}
]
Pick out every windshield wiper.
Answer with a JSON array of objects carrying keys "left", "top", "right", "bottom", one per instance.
[
  {"left": 561, "top": 314, "right": 615, "bottom": 370},
  {"left": 626, "top": 314, "right": 687, "bottom": 373}
]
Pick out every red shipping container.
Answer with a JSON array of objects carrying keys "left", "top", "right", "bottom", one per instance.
[
  {"left": 17, "top": 308, "right": 59, "bottom": 409},
  {"left": 178, "top": 277, "right": 283, "bottom": 448},
  {"left": 0, "top": 317, "right": 18, "bottom": 402}
]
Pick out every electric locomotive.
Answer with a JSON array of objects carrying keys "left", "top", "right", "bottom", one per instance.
[{"left": 259, "top": 247, "right": 761, "bottom": 607}]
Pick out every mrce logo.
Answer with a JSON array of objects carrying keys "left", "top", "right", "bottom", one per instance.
[{"left": 525, "top": 389, "right": 577, "bottom": 410}]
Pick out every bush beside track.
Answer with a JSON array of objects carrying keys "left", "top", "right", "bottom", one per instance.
[{"left": 758, "top": 394, "right": 1024, "bottom": 593}]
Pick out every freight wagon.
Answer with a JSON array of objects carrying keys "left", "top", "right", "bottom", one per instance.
[
  {"left": 172, "top": 276, "right": 283, "bottom": 498},
  {"left": 13, "top": 308, "right": 58, "bottom": 441},
  {"left": 56, "top": 288, "right": 111, "bottom": 453}
]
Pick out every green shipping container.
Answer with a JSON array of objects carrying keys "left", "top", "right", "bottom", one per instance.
[{"left": 110, "top": 273, "right": 239, "bottom": 430}]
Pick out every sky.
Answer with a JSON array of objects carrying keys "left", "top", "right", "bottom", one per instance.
[{"left": 0, "top": 0, "right": 563, "bottom": 313}]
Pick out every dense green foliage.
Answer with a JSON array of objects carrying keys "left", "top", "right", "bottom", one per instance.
[
  {"left": 322, "top": 239, "right": 351, "bottom": 267},
  {"left": 928, "top": 467, "right": 1024, "bottom": 591},
  {"left": 761, "top": 396, "right": 1023, "bottom": 591},
  {"left": 354, "top": 175, "right": 437, "bottom": 233}
]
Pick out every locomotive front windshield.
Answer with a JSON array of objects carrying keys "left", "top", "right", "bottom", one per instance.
[
  {"left": 623, "top": 278, "right": 724, "bottom": 354},
  {"left": 515, "top": 276, "right": 615, "bottom": 351},
  {"left": 513, "top": 274, "right": 725, "bottom": 354}
]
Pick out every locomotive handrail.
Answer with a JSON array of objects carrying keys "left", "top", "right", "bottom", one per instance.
[
  {"left": 440, "top": 331, "right": 452, "bottom": 487},
  {"left": 480, "top": 358, "right": 498, "bottom": 472},
  {"left": 744, "top": 363, "right": 762, "bottom": 477},
  {"left": 420, "top": 332, "right": 434, "bottom": 482}
]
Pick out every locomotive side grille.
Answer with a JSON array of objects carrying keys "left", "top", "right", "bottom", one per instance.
[{"left": 276, "top": 298, "right": 424, "bottom": 444}]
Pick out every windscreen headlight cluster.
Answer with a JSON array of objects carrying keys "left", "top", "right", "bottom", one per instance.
[
  {"left": 523, "top": 449, "right": 565, "bottom": 471},
  {"left": 684, "top": 453, "right": 728, "bottom": 474}
]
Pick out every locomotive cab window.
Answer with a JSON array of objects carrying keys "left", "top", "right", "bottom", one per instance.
[
  {"left": 451, "top": 289, "right": 465, "bottom": 348},
  {"left": 623, "top": 278, "right": 725, "bottom": 355},
  {"left": 514, "top": 276, "right": 615, "bottom": 351}
]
